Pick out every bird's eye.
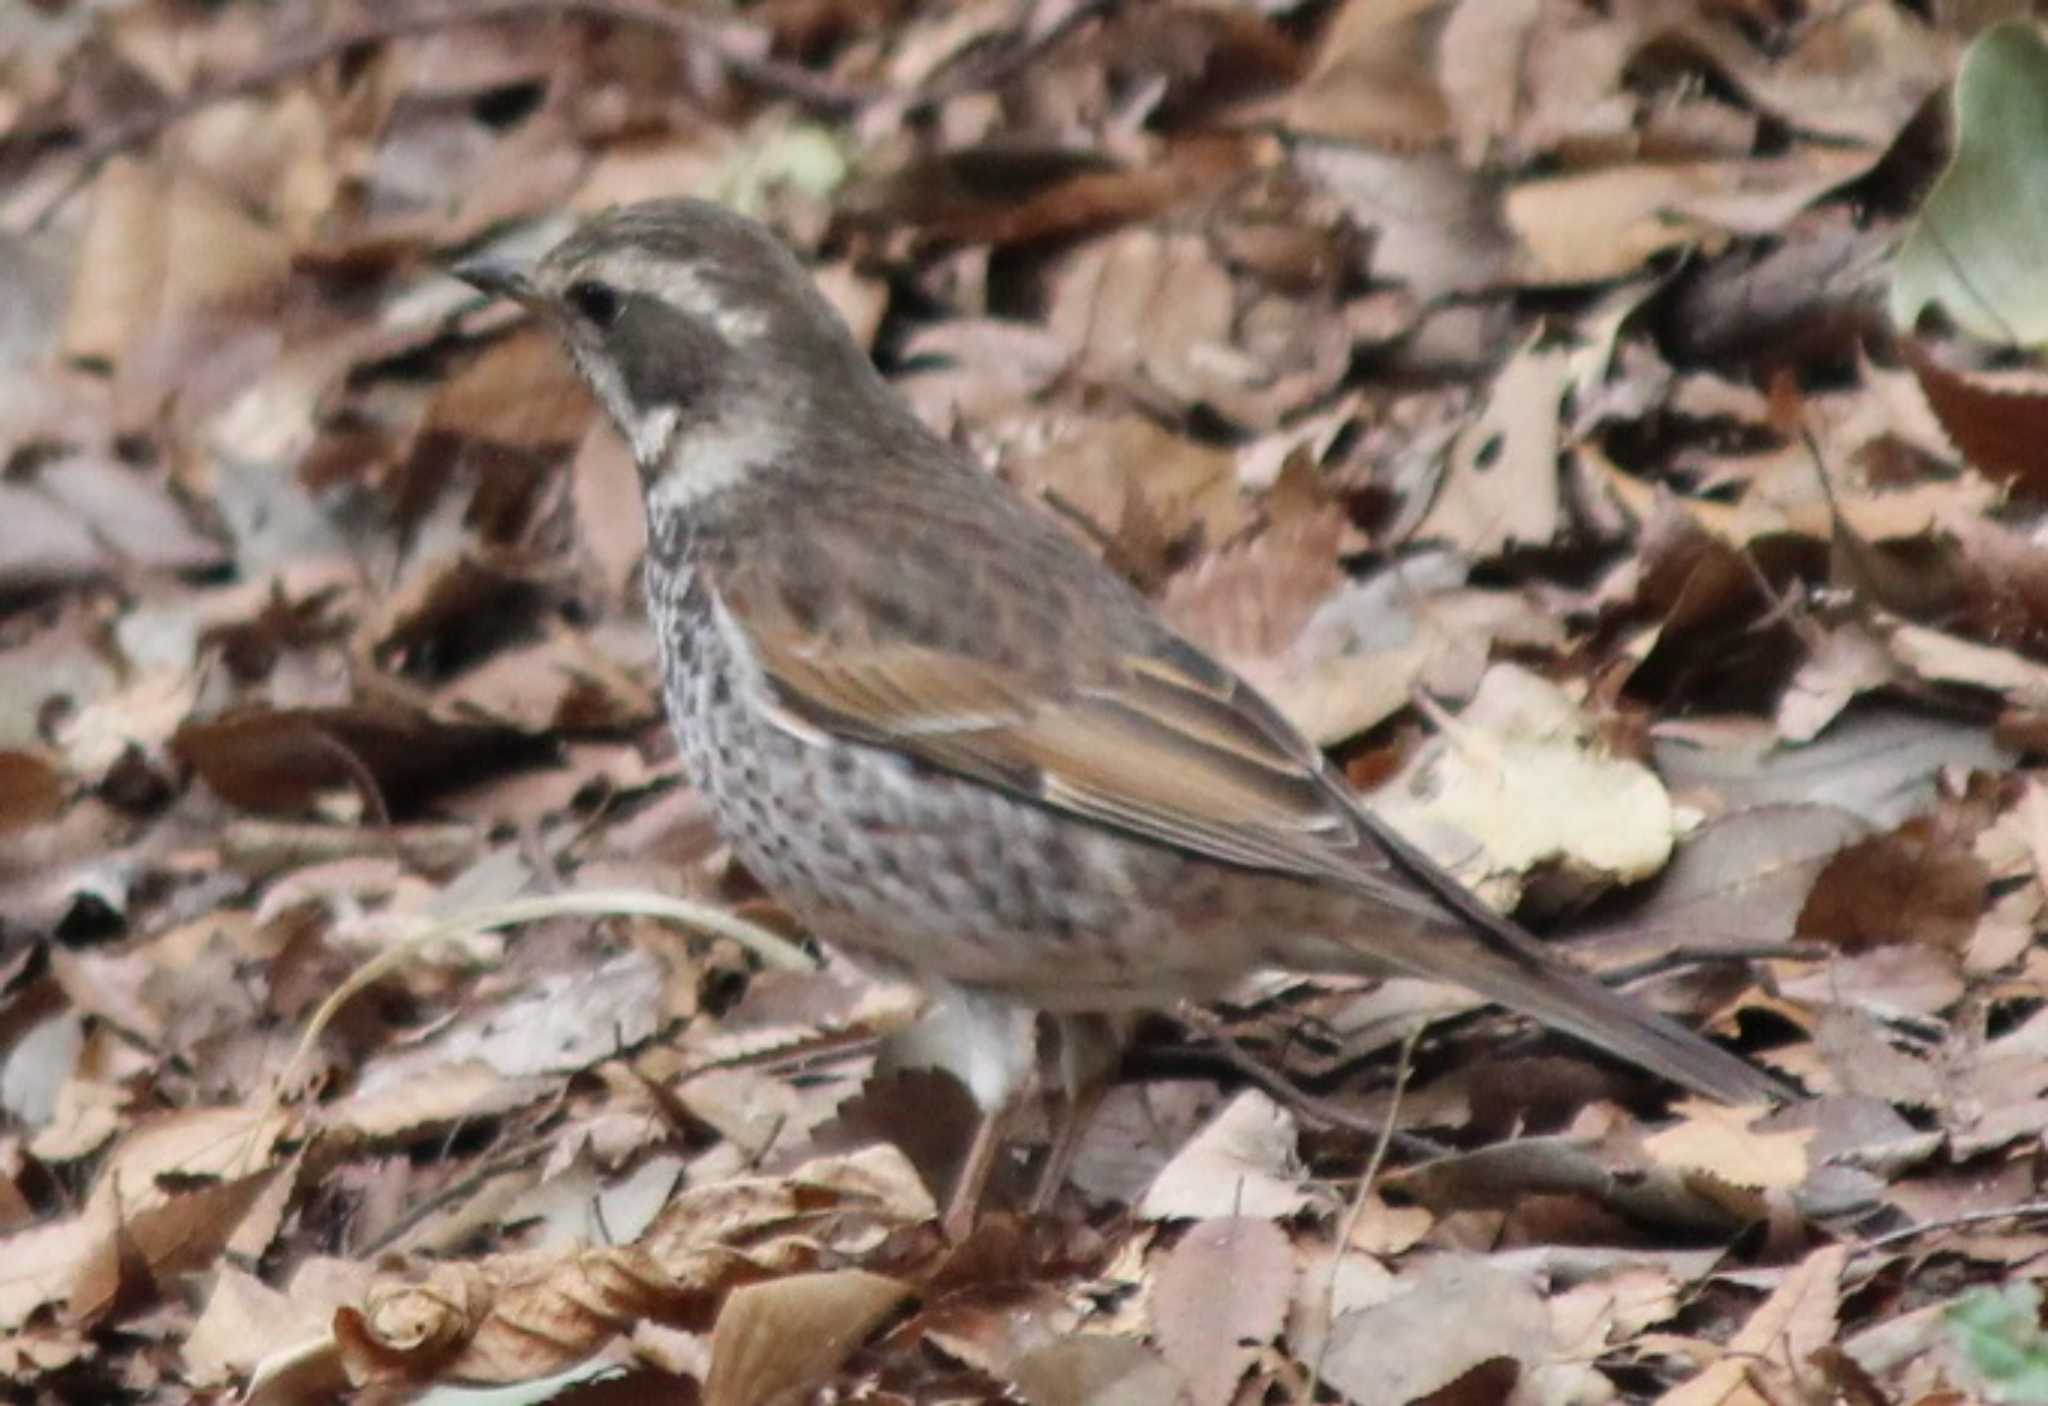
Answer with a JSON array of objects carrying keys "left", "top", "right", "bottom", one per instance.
[{"left": 566, "top": 280, "right": 622, "bottom": 327}]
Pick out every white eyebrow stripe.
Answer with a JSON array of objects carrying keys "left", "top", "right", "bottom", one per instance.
[{"left": 593, "top": 249, "right": 771, "bottom": 342}]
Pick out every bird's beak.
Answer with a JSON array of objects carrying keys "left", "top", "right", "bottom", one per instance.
[{"left": 450, "top": 255, "right": 537, "bottom": 304}]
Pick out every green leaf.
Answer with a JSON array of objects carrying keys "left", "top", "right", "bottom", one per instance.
[
  {"left": 1944, "top": 1282, "right": 2048, "bottom": 1403},
  {"left": 1889, "top": 22, "right": 2048, "bottom": 347},
  {"left": 711, "top": 122, "right": 852, "bottom": 216}
]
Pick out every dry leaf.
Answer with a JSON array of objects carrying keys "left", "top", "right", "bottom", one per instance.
[
  {"left": 1, "top": 5, "right": 2036, "bottom": 1399},
  {"left": 1412, "top": 335, "right": 1569, "bottom": 556},
  {"left": 1643, "top": 1102, "right": 1812, "bottom": 1191},
  {"left": 1138, "top": 1090, "right": 1313, "bottom": 1221},
  {"left": 1320, "top": 1258, "right": 1550, "bottom": 1406},
  {"left": 1008, "top": 1334, "right": 1185, "bottom": 1406},
  {"left": 0, "top": 752, "right": 65, "bottom": 833},
  {"left": 1150, "top": 1217, "right": 1292, "bottom": 1406},
  {"left": 1375, "top": 663, "right": 1677, "bottom": 908},
  {"left": 704, "top": 1270, "right": 911, "bottom": 1406},
  {"left": 1655, "top": 1244, "right": 1847, "bottom": 1406}
]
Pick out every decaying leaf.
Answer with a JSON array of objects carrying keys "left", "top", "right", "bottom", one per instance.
[
  {"left": 1656, "top": 1244, "right": 1847, "bottom": 1406},
  {"left": 1375, "top": 663, "right": 1678, "bottom": 909},
  {"left": 1410, "top": 335, "right": 1569, "bottom": 557},
  {"left": 0, "top": 752, "right": 65, "bottom": 833},
  {"left": 335, "top": 1147, "right": 936, "bottom": 1389},
  {"left": 1008, "top": 1333, "right": 1185, "bottom": 1406},
  {"left": 5, "top": 4, "right": 2044, "bottom": 1399},
  {"left": 1138, "top": 1091, "right": 1314, "bottom": 1222},
  {"left": 1643, "top": 1102, "right": 1812, "bottom": 1192},
  {"left": 1573, "top": 804, "right": 1868, "bottom": 968},
  {"left": 703, "top": 1270, "right": 910, "bottom": 1406},
  {"left": 1320, "top": 1258, "right": 1549, "bottom": 1406},
  {"left": 1150, "top": 1217, "right": 1292, "bottom": 1406}
]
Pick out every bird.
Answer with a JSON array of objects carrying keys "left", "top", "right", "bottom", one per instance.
[{"left": 453, "top": 198, "right": 1786, "bottom": 1231}]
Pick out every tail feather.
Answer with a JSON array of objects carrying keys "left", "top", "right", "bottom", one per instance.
[
  {"left": 1378, "top": 928, "right": 1789, "bottom": 1104},
  {"left": 1343, "top": 812, "right": 1790, "bottom": 1105}
]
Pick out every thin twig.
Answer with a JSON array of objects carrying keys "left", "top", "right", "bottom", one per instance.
[
  {"left": 357, "top": 1142, "right": 549, "bottom": 1256},
  {"left": 1851, "top": 1200, "right": 2048, "bottom": 1259},
  {"left": 1177, "top": 1003, "right": 1446, "bottom": 1159},
  {"left": 298, "top": 724, "right": 395, "bottom": 832},
  {"left": 273, "top": 889, "right": 815, "bottom": 1107},
  {"left": 677, "top": 1025, "right": 882, "bottom": 1083},
  {"left": 1598, "top": 942, "right": 1830, "bottom": 989},
  {"left": 1301, "top": 1022, "right": 1423, "bottom": 1405}
]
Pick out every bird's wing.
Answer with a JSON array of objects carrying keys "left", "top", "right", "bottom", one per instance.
[{"left": 711, "top": 556, "right": 1438, "bottom": 907}]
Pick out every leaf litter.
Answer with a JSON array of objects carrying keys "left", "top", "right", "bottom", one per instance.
[{"left": 4, "top": 2, "right": 2048, "bottom": 1402}]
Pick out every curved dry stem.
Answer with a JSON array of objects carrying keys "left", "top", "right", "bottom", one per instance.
[{"left": 276, "top": 889, "right": 815, "bottom": 1103}]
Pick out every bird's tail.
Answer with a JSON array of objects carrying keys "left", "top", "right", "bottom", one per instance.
[
  {"left": 1367, "top": 923, "right": 1788, "bottom": 1104},
  {"left": 1330, "top": 818, "right": 1791, "bottom": 1105}
]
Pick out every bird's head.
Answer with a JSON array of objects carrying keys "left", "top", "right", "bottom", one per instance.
[{"left": 453, "top": 198, "right": 882, "bottom": 507}]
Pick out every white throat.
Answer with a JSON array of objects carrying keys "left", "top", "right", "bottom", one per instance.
[{"left": 641, "top": 409, "right": 791, "bottom": 515}]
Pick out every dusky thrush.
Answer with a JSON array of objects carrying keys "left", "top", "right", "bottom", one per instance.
[{"left": 454, "top": 199, "right": 1784, "bottom": 1230}]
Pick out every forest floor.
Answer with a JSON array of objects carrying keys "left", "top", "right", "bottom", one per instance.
[{"left": 2, "top": 2, "right": 2046, "bottom": 1403}]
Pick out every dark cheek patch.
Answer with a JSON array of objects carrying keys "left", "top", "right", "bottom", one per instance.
[{"left": 612, "top": 296, "right": 727, "bottom": 412}]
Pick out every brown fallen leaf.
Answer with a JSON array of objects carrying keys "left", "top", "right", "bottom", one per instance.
[
  {"left": 68, "top": 1169, "right": 285, "bottom": 1330},
  {"left": 1157, "top": 454, "right": 1356, "bottom": 684},
  {"left": 183, "top": 1264, "right": 328, "bottom": 1387},
  {"left": 897, "top": 316, "right": 1074, "bottom": 428},
  {"left": 338, "top": 1147, "right": 936, "bottom": 1389},
  {"left": 1654, "top": 1244, "right": 1847, "bottom": 1406},
  {"left": 1150, "top": 1217, "right": 1292, "bottom": 1406},
  {"left": 1884, "top": 620, "right": 2048, "bottom": 711},
  {"left": 1411, "top": 334, "right": 1570, "bottom": 558},
  {"left": 1796, "top": 815, "right": 1988, "bottom": 956},
  {"left": 844, "top": 135, "right": 1259, "bottom": 246},
  {"left": 1272, "top": 0, "right": 1449, "bottom": 147},
  {"left": 1505, "top": 147, "right": 1881, "bottom": 286},
  {"left": 1297, "top": 144, "right": 1517, "bottom": 303},
  {"left": 63, "top": 157, "right": 290, "bottom": 379},
  {"left": 172, "top": 704, "right": 557, "bottom": 818},
  {"left": 1642, "top": 1102, "right": 1812, "bottom": 1192},
  {"left": 1901, "top": 338, "right": 2048, "bottom": 499},
  {"left": 1390, "top": 1133, "right": 1757, "bottom": 1237},
  {"left": 1138, "top": 1090, "right": 1315, "bottom": 1222},
  {"left": 0, "top": 752, "right": 65, "bottom": 833},
  {"left": 327, "top": 1062, "right": 560, "bottom": 1142},
  {"left": 1319, "top": 1258, "right": 1549, "bottom": 1406},
  {"left": 1007, "top": 1333, "right": 1185, "bottom": 1406},
  {"left": 1810, "top": 1007, "right": 1944, "bottom": 1108},
  {"left": 1780, "top": 945, "right": 1964, "bottom": 1027},
  {"left": 1003, "top": 415, "right": 1252, "bottom": 588},
  {"left": 703, "top": 1269, "right": 911, "bottom": 1406},
  {"left": 1571, "top": 804, "right": 1869, "bottom": 968},
  {"left": 1653, "top": 705, "right": 2010, "bottom": 830},
  {"left": 1777, "top": 622, "right": 1896, "bottom": 743},
  {"left": 820, "top": 1067, "right": 990, "bottom": 1217}
]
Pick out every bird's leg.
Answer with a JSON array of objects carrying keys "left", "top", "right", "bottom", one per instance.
[
  {"left": 1029, "top": 1013, "right": 1128, "bottom": 1215},
  {"left": 880, "top": 982, "right": 1038, "bottom": 1239},
  {"left": 944, "top": 1102, "right": 1011, "bottom": 1240},
  {"left": 1029, "top": 1080, "right": 1106, "bottom": 1216}
]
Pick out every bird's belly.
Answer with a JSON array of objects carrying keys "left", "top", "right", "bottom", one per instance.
[{"left": 671, "top": 677, "right": 1275, "bottom": 1004}]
